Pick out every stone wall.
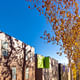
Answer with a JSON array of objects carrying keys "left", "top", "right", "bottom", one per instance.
[
  {"left": 42, "top": 57, "right": 59, "bottom": 80},
  {"left": 35, "top": 54, "right": 59, "bottom": 80},
  {"left": 58, "top": 63, "right": 68, "bottom": 80},
  {"left": 0, "top": 32, "right": 35, "bottom": 80}
]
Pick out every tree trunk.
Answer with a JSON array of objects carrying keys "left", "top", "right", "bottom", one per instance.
[{"left": 68, "top": 59, "right": 72, "bottom": 80}]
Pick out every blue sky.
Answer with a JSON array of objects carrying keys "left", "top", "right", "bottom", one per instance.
[{"left": 0, "top": 0, "right": 68, "bottom": 64}]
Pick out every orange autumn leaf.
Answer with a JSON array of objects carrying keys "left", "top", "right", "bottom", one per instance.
[
  {"left": 28, "top": 6, "right": 30, "bottom": 8},
  {"left": 46, "top": 7, "right": 50, "bottom": 11},
  {"left": 51, "top": 16, "right": 54, "bottom": 22},
  {"left": 55, "top": 26, "right": 58, "bottom": 30},
  {"left": 42, "top": 5, "right": 44, "bottom": 8},
  {"left": 75, "top": 2, "right": 78, "bottom": 8},
  {"left": 60, "top": 11, "right": 65, "bottom": 14}
]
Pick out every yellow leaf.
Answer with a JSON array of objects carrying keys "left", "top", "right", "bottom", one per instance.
[{"left": 75, "top": 42, "right": 78, "bottom": 46}]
